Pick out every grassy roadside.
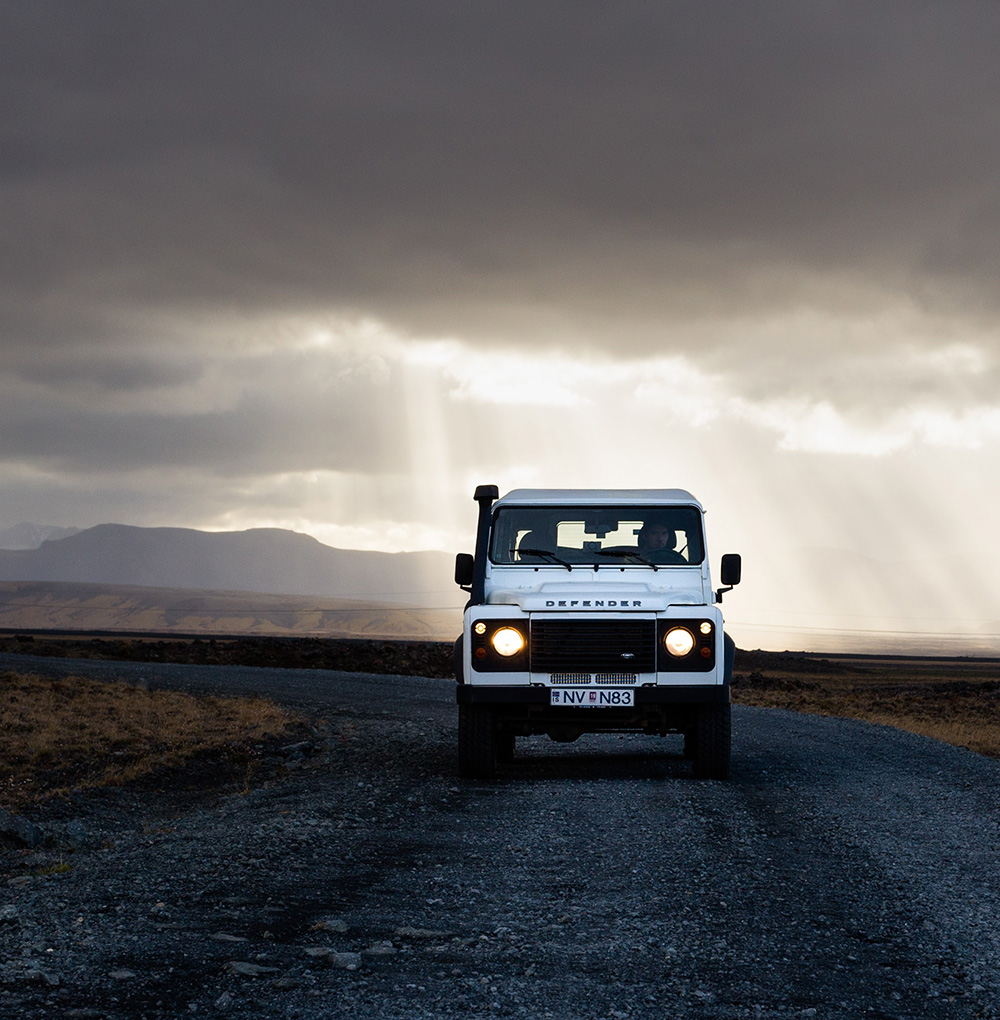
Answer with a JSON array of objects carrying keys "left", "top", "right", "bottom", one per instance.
[
  {"left": 732, "top": 652, "right": 1000, "bottom": 759},
  {"left": 2, "top": 645, "right": 998, "bottom": 817},
  {"left": 0, "top": 671, "right": 303, "bottom": 812}
]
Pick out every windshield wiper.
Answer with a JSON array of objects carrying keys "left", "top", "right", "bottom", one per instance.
[
  {"left": 510, "top": 548, "right": 573, "bottom": 571},
  {"left": 593, "top": 549, "right": 659, "bottom": 571}
]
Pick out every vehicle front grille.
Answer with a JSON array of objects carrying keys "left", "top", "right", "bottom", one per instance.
[
  {"left": 548, "top": 672, "right": 640, "bottom": 685},
  {"left": 531, "top": 620, "right": 656, "bottom": 673}
]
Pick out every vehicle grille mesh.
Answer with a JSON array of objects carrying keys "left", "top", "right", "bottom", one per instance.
[
  {"left": 593, "top": 673, "right": 639, "bottom": 685},
  {"left": 531, "top": 620, "right": 656, "bottom": 673},
  {"left": 549, "top": 673, "right": 592, "bottom": 685},
  {"left": 548, "top": 672, "right": 640, "bottom": 685}
]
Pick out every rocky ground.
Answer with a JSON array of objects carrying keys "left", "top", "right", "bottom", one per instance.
[{"left": 2, "top": 651, "right": 1000, "bottom": 1019}]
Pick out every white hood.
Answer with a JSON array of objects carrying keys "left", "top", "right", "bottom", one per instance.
[{"left": 487, "top": 579, "right": 709, "bottom": 611}]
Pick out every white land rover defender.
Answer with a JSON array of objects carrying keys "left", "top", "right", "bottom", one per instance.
[{"left": 453, "top": 486, "right": 742, "bottom": 780}]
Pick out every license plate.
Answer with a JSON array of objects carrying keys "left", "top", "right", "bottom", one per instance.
[{"left": 550, "top": 688, "right": 634, "bottom": 708}]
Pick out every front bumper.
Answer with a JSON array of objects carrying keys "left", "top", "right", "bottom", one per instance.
[
  {"left": 456, "top": 684, "right": 729, "bottom": 706},
  {"left": 456, "top": 682, "right": 728, "bottom": 736}
]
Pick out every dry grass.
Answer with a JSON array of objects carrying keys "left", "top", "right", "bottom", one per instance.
[
  {"left": 732, "top": 653, "right": 1000, "bottom": 758},
  {"left": 0, "top": 671, "right": 302, "bottom": 810}
]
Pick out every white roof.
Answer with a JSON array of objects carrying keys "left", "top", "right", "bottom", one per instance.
[{"left": 496, "top": 488, "right": 703, "bottom": 509}]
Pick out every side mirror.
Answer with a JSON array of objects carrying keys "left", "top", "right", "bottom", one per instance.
[
  {"left": 720, "top": 553, "right": 742, "bottom": 587},
  {"left": 454, "top": 552, "right": 474, "bottom": 588},
  {"left": 716, "top": 553, "right": 741, "bottom": 603}
]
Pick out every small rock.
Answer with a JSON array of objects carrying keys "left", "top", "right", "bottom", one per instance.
[
  {"left": 395, "top": 926, "right": 451, "bottom": 939},
  {"left": 272, "top": 976, "right": 302, "bottom": 990},
  {"left": 364, "top": 941, "right": 397, "bottom": 956},
  {"left": 313, "top": 916, "right": 349, "bottom": 933},
  {"left": 210, "top": 933, "right": 249, "bottom": 943},
  {"left": 0, "top": 904, "right": 18, "bottom": 924},
  {"left": 304, "top": 946, "right": 333, "bottom": 958},
  {"left": 110, "top": 969, "right": 137, "bottom": 980},
  {"left": 302, "top": 947, "right": 361, "bottom": 970},
  {"left": 64, "top": 819, "right": 89, "bottom": 850},
  {"left": 225, "top": 961, "right": 279, "bottom": 977},
  {"left": 214, "top": 991, "right": 232, "bottom": 1010},
  {"left": 0, "top": 808, "right": 43, "bottom": 849},
  {"left": 47, "top": 819, "right": 91, "bottom": 850},
  {"left": 330, "top": 951, "right": 362, "bottom": 970},
  {"left": 28, "top": 968, "right": 60, "bottom": 987}
]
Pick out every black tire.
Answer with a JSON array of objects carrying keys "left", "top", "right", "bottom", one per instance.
[
  {"left": 458, "top": 704, "right": 498, "bottom": 779},
  {"left": 692, "top": 703, "right": 731, "bottom": 780},
  {"left": 497, "top": 729, "right": 515, "bottom": 764}
]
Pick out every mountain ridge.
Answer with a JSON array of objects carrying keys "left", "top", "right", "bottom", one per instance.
[
  {"left": 0, "top": 523, "right": 460, "bottom": 606},
  {"left": 0, "top": 522, "right": 81, "bottom": 550}
]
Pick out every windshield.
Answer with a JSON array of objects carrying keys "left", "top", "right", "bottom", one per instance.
[{"left": 489, "top": 505, "right": 705, "bottom": 567}]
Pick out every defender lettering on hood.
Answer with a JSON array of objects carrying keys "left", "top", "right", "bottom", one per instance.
[{"left": 545, "top": 599, "right": 643, "bottom": 607}]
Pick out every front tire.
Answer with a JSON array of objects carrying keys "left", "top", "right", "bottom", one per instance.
[
  {"left": 692, "top": 703, "right": 731, "bottom": 780},
  {"left": 497, "top": 729, "right": 515, "bottom": 764},
  {"left": 458, "top": 705, "right": 498, "bottom": 779}
]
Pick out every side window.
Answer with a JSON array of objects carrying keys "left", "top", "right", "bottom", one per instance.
[{"left": 489, "top": 513, "right": 519, "bottom": 563}]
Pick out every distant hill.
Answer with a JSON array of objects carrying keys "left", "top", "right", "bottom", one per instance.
[
  {"left": 0, "top": 523, "right": 81, "bottom": 550},
  {"left": 0, "top": 524, "right": 461, "bottom": 608}
]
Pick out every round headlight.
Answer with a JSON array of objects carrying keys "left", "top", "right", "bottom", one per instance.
[
  {"left": 664, "top": 627, "right": 695, "bottom": 657},
  {"left": 491, "top": 627, "right": 525, "bottom": 657}
]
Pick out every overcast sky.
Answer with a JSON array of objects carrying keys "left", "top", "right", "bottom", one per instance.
[{"left": 4, "top": 2, "right": 1000, "bottom": 651}]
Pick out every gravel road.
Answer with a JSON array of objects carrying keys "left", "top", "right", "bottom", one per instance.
[{"left": 3, "top": 652, "right": 1000, "bottom": 1019}]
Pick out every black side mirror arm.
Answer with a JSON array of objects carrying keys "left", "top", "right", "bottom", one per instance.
[
  {"left": 716, "top": 553, "right": 742, "bottom": 604},
  {"left": 454, "top": 552, "right": 475, "bottom": 592}
]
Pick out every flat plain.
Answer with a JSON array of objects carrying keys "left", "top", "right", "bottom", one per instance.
[{"left": 3, "top": 634, "right": 997, "bottom": 761}]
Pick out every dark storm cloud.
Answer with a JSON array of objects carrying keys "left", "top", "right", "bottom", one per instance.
[
  {"left": 4, "top": 0, "right": 1000, "bottom": 358},
  {"left": 0, "top": 347, "right": 414, "bottom": 475},
  {"left": 16, "top": 351, "right": 202, "bottom": 391},
  {"left": 0, "top": 401, "right": 397, "bottom": 474}
]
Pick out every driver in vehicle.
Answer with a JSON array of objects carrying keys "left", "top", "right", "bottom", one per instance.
[{"left": 636, "top": 520, "right": 687, "bottom": 564}]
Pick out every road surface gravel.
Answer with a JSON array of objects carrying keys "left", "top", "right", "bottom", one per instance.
[{"left": 2, "top": 651, "right": 1000, "bottom": 1019}]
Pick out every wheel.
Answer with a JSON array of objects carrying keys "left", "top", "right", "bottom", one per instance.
[
  {"left": 458, "top": 705, "right": 498, "bottom": 779},
  {"left": 497, "top": 729, "right": 515, "bottom": 764},
  {"left": 692, "top": 703, "right": 731, "bottom": 780}
]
